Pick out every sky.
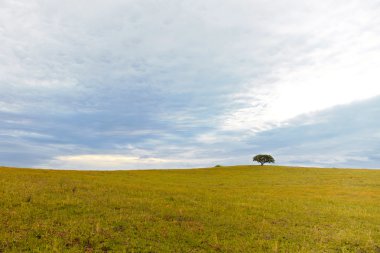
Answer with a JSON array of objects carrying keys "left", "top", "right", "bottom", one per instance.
[{"left": 1, "top": 0, "right": 380, "bottom": 170}]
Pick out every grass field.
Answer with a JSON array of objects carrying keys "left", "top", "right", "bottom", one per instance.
[{"left": 0, "top": 165, "right": 379, "bottom": 252}]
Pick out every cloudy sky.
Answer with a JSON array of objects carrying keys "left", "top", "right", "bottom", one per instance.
[{"left": 1, "top": 0, "right": 380, "bottom": 170}]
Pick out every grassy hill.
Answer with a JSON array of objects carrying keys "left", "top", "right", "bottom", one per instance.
[{"left": 0, "top": 165, "right": 379, "bottom": 252}]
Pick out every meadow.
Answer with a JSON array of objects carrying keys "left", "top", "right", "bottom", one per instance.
[{"left": 0, "top": 165, "right": 379, "bottom": 252}]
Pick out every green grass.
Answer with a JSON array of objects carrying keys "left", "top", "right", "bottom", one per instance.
[{"left": 0, "top": 165, "right": 380, "bottom": 252}]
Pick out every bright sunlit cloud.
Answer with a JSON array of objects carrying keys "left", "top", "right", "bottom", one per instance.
[
  {"left": 53, "top": 155, "right": 169, "bottom": 169},
  {"left": 224, "top": 58, "right": 380, "bottom": 132}
]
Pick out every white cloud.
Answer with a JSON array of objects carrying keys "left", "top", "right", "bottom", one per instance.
[
  {"left": 0, "top": 130, "right": 52, "bottom": 139},
  {"left": 45, "top": 154, "right": 218, "bottom": 170},
  {"left": 0, "top": 102, "right": 23, "bottom": 113},
  {"left": 1, "top": 0, "right": 380, "bottom": 169},
  {"left": 278, "top": 154, "right": 370, "bottom": 167},
  {"left": 221, "top": 0, "right": 380, "bottom": 132}
]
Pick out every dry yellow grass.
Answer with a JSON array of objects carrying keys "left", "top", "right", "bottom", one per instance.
[{"left": 0, "top": 165, "right": 379, "bottom": 252}]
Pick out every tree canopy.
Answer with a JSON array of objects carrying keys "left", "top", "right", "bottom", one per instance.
[{"left": 253, "top": 154, "right": 275, "bottom": 166}]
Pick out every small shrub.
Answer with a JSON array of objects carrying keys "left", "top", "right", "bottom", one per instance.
[{"left": 25, "top": 195, "right": 32, "bottom": 203}]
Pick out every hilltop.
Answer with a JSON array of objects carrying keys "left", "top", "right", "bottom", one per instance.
[{"left": 0, "top": 165, "right": 379, "bottom": 252}]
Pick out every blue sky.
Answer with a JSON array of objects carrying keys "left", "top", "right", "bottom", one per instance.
[{"left": 1, "top": 0, "right": 380, "bottom": 170}]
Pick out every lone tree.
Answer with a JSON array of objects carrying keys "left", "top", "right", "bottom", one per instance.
[{"left": 253, "top": 154, "right": 275, "bottom": 166}]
